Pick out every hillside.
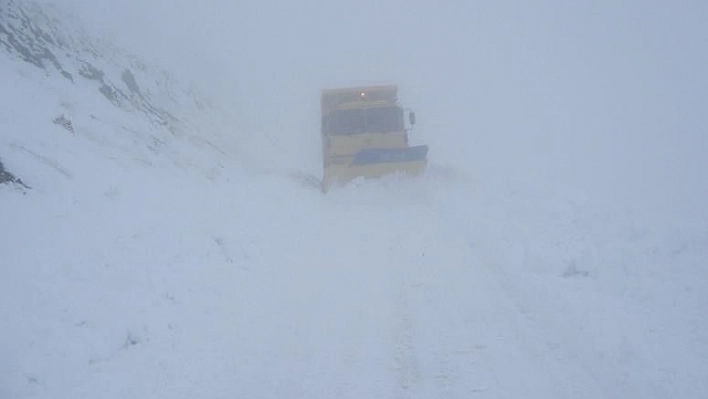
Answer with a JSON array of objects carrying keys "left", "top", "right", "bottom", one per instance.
[{"left": 2, "top": 2, "right": 707, "bottom": 398}]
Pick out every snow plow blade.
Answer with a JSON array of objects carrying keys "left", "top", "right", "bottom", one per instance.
[
  {"left": 323, "top": 145, "right": 428, "bottom": 190},
  {"left": 353, "top": 145, "right": 428, "bottom": 165}
]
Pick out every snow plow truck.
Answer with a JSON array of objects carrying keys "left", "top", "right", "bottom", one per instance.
[{"left": 320, "top": 84, "right": 428, "bottom": 192}]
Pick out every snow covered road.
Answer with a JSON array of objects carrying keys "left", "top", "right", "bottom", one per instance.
[{"left": 5, "top": 162, "right": 705, "bottom": 398}]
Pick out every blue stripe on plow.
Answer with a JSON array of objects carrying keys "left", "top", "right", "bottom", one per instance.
[{"left": 353, "top": 145, "right": 428, "bottom": 165}]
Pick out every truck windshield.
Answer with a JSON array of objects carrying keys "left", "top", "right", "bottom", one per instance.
[
  {"left": 325, "top": 106, "right": 404, "bottom": 135},
  {"left": 366, "top": 106, "right": 404, "bottom": 133}
]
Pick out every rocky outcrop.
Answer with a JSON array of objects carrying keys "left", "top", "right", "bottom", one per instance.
[
  {"left": 0, "top": 159, "right": 29, "bottom": 189},
  {"left": 0, "top": 0, "right": 205, "bottom": 135}
]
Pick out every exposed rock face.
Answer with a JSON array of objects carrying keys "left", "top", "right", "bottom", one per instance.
[
  {"left": 0, "top": 0, "right": 211, "bottom": 136},
  {"left": 0, "top": 0, "right": 233, "bottom": 187},
  {"left": 0, "top": 159, "right": 29, "bottom": 188}
]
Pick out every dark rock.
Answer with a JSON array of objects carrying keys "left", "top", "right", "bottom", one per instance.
[
  {"left": 52, "top": 114, "right": 74, "bottom": 133},
  {"left": 79, "top": 61, "right": 104, "bottom": 81},
  {"left": 99, "top": 83, "right": 120, "bottom": 105},
  {"left": 121, "top": 69, "right": 140, "bottom": 95},
  {"left": 0, "top": 159, "right": 30, "bottom": 189},
  {"left": 562, "top": 263, "right": 589, "bottom": 278}
]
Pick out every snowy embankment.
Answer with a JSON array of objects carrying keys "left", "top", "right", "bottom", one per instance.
[{"left": 2, "top": 2, "right": 707, "bottom": 398}]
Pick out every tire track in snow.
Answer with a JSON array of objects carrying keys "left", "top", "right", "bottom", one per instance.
[
  {"left": 392, "top": 272, "right": 420, "bottom": 398},
  {"left": 413, "top": 191, "right": 609, "bottom": 398},
  {"left": 474, "top": 246, "right": 672, "bottom": 399}
]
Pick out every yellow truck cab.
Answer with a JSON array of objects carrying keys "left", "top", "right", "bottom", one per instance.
[{"left": 320, "top": 84, "right": 428, "bottom": 191}]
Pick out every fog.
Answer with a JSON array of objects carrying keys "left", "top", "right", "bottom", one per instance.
[
  {"left": 4, "top": 2, "right": 708, "bottom": 396},
  {"left": 39, "top": 0, "right": 707, "bottom": 219}
]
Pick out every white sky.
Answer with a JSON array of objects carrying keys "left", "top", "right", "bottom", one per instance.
[{"left": 34, "top": 0, "right": 708, "bottom": 219}]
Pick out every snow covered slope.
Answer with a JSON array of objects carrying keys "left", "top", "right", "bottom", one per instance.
[
  {"left": 2, "top": 2, "right": 707, "bottom": 398},
  {"left": 0, "top": 0, "right": 241, "bottom": 181}
]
